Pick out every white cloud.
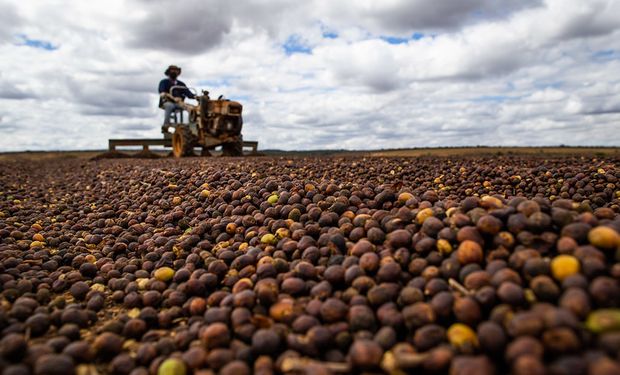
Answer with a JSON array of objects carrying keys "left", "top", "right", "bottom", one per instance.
[
  {"left": 0, "top": 1, "right": 21, "bottom": 42},
  {"left": 314, "top": 0, "right": 543, "bottom": 34},
  {"left": 1, "top": 0, "right": 620, "bottom": 151}
]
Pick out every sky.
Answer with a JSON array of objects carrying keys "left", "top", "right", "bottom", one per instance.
[{"left": 0, "top": 0, "right": 619, "bottom": 151}]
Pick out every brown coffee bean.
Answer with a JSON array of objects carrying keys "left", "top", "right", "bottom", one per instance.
[{"left": 348, "top": 339, "right": 383, "bottom": 370}]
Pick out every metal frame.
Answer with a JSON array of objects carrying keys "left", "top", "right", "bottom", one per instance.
[{"left": 108, "top": 139, "right": 259, "bottom": 154}]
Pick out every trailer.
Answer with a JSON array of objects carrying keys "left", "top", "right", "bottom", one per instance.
[{"left": 107, "top": 138, "right": 259, "bottom": 155}]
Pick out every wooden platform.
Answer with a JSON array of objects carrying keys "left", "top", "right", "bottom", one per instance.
[
  {"left": 109, "top": 139, "right": 171, "bottom": 151},
  {"left": 108, "top": 139, "right": 259, "bottom": 153}
]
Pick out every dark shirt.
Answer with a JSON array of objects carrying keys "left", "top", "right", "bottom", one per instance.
[{"left": 158, "top": 78, "right": 196, "bottom": 99}]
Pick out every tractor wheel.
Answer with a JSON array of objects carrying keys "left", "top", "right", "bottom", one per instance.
[
  {"left": 222, "top": 141, "right": 243, "bottom": 157},
  {"left": 172, "top": 127, "right": 195, "bottom": 157}
]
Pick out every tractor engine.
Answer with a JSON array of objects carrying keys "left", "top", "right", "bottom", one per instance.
[{"left": 199, "top": 97, "right": 243, "bottom": 137}]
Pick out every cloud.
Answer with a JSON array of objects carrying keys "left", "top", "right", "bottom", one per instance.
[
  {"left": 125, "top": 0, "right": 233, "bottom": 54},
  {"left": 0, "top": 85, "right": 37, "bottom": 100},
  {"left": 0, "top": 115, "right": 18, "bottom": 132},
  {"left": 1, "top": 0, "right": 620, "bottom": 152},
  {"left": 117, "top": 123, "right": 154, "bottom": 131},
  {"left": 68, "top": 85, "right": 150, "bottom": 109},
  {"left": 0, "top": 2, "right": 21, "bottom": 42},
  {"left": 341, "top": 0, "right": 544, "bottom": 32},
  {"left": 0, "top": 74, "right": 37, "bottom": 99},
  {"left": 320, "top": 40, "right": 404, "bottom": 92},
  {"left": 80, "top": 107, "right": 156, "bottom": 118},
  {"left": 549, "top": 0, "right": 620, "bottom": 40}
]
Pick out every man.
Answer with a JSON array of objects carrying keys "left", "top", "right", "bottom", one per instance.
[{"left": 158, "top": 65, "right": 196, "bottom": 132}]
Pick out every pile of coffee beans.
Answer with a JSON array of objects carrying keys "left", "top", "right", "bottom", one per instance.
[{"left": 0, "top": 154, "right": 619, "bottom": 375}]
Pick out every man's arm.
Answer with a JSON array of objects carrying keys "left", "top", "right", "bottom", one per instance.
[{"left": 178, "top": 81, "right": 196, "bottom": 99}]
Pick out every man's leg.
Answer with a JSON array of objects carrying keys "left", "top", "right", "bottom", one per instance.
[{"left": 162, "top": 102, "right": 177, "bottom": 132}]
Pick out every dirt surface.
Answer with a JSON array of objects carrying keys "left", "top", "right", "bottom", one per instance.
[
  {"left": 1, "top": 146, "right": 618, "bottom": 162},
  {"left": 1, "top": 154, "right": 619, "bottom": 374},
  {"left": 367, "top": 146, "right": 620, "bottom": 158}
]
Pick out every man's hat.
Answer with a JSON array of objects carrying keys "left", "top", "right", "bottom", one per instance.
[{"left": 165, "top": 65, "right": 182, "bottom": 76}]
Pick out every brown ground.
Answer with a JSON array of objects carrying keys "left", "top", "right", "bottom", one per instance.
[
  {"left": 1, "top": 151, "right": 619, "bottom": 374},
  {"left": 367, "top": 147, "right": 620, "bottom": 158},
  {"left": 1, "top": 146, "right": 618, "bottom": 162}
]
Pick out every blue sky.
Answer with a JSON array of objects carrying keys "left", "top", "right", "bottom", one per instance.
[
  {"left": 381, "top": 32, "right": 427, "bottom": 44},
  {"left": 15, "top": 34, "right": 58, "bottom": 50},
  {"left": 0, "top": 0, "right": 620, "bottom": 151},
  {"left": 283, "top": 34, "right": 312, "bottom": 55},
  {"left": 592, "top": 49, "right": 619, "bottom": 62}
]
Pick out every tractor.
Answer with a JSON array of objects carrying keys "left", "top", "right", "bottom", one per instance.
[
  {"left": 107, "top": 87, "right": 257, "bottom": 157},
  {"left": 164, "top": 87, "right": 245, "bottom": 157}
]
